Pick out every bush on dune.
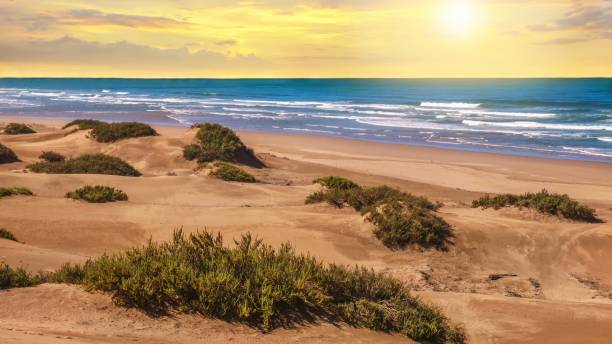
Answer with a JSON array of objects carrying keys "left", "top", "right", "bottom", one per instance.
[
  {"left": 3, "top": 123, "right": 36, "bottom": 135},
  {"left": 91, "top": 122, "right": 158, "bottom": 143},
  {"left": 185, "top": 123, "right": 264, "bottom": 167},
  {"left": 306, "top": 176, "right": 452, "bottom": 250},
  {"left": 66, "top": 185, "right": 128, "bottom": 203},
  {"left": 62, "top": 119, "right": 105, "bottom": 130},
  {"left": 210, "top": 162, "right": 256, "bottom": 183},
  {"left": 0, "top": 143, "right": 19, "bottom": 164},
  {"left": 0, "top": 187, "right": 33, "bottom": 198},
  {"left": 39, "top": 151, "right": 65, "bottom": 162},
  {"left": 472, "top": 189, "right": 602, "bottom": 223},
  {"left": 0, "top": 229, "right": 18, "bottom": 242},
  {"left": 77, "top": 230, "right": 465, "bottom": 343},
  {"left": 28, "top": 154, "right": 141, "bottom": 177},
  {"left": 0, "top": 231, "right": 466, "bottom": 342}
]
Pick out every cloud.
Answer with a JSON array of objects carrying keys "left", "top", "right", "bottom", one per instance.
[
  {"left": 0, "top": 36, "right": 264, "bottom": 70},
  {"left": 215, "top": 39, "right": 238, "bottom": 46},
  {"left": 65, "top": 9, "right": 187, "bottom": 28},
  {"left": 529, "top": 2, "right": 612, "bottom": 43}
]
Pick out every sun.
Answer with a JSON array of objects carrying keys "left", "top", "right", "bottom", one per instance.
[{"left": 439, "top": 0, "right": 480, "bottom": 36}]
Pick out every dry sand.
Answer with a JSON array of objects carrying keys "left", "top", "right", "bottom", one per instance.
[{"left": 1, "top": 117, "right": 612, "bottom": 343}]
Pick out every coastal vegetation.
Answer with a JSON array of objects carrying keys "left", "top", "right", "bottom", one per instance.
[
  {"left": 306, "top": 176, "right": 452, "bottom": 250},
  {"left": 209, "top": 162, "right": 257, "bottom": 183},
  {"left": 0, "top": 187, "right": 33, "bottom": 198},
  {"left": 28, "top": 153, "right": 141, "bottom": 176},
  {"left": 3, "top": 123, "right": 36, "bottom": 135},
  {"left": 39, "top": 151, "right": 65, "bottom": 162},
  {"left": 472, "top": 189, "right": 601, "bottom": 223},
  {"left": 0, "top": 143, "right": 19, "bottom": 163},
  {"left": 63, "top": 119, "right": 105, "bottom": 130},
  {"left": 184, "top": 123, "right": 264, "bottom": 167},
  {"left": 62, "top": 119, "right": 158, "bottom": 142},
  {"left": 66, "top": 185, "right": 128, "bottom": 203},
  {"left": 0, "top": 231, "right": 466, "bottom": 343},
  {"left": 0, "top": 229, "right": 18, "bottom": 242},
  {"left": 91, "top": 122, "right": 158, "bottom": 143}
]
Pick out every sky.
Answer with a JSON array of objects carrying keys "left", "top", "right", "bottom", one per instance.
[{"left": 1, "top": 0, "right": 611, "bottom": 78}]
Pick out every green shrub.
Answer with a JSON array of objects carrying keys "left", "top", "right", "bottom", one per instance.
[
  {"left": 66, "top": 185, "right": 128, "bottom": 203},
  {"left": 76, "top": 230, "right": 464, "bottom": 343},
  {"left": 365, "top": 199, "right": 453, "bottom": 250},
  {"left": 28, "top": 154, "right": 141, "bottom": 177},
  {"left": 91, "top": 122, "right": 158, "bottom": 143},
  {"left": 187, "top": 123, "right": 264, "bottom": 167},
  {"left": 0, "top": 229, "right": 18, "bottom": 242},
  {"left": 472, "top": 189, "right": 601, "bottom": 223},
  {"left": 39, "top": 151, "right": 65, "bottom": 162},
  {"left": 47, "top": 263, "right": 87, "bottom": 284},
  {"left": 4, "top": 123, "right": 36, "bottom": 135},
  {"left": 210, "top": 162, "right": 256, "bottom": 183},
  {"left": 306, "top": 176, "right": 451, "bottom": 250},
  {"left": 313, "top": 176, "right": 360, "bottom": 190},
  {"left": 0, "top": 143, "right": 19, "bottom": 164},
  {"left": 0, "top": 263, "right": 42, "bottom": 290},
  {"left": 62, "top": 119, "right": 105, "bottom": 130},
  {"left": 0, "top": 187, "right": 33, "bottom": 198}
]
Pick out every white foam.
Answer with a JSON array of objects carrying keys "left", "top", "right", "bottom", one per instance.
[
  {"left": 420, "top": 102, "right": 481, "bottom": 109},
  {"left": 457, "top": 110, "right": 556, "bottom": 119},
  {"left": 598, "top": 137, "right": 612, "bottom": 143},
  {"left": 462, "top": 120, "right": 612, "bottom": 131}
]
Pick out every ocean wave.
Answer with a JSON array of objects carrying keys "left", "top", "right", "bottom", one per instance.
[
  {"left": 457, "top": 110, "right": 556, "bottom": 119},
  {"left": 420, "top": 102, "right": 481, "bottom": 109},
  {"left": 598, "top": 137, "right": 612, "bottom": 143},
  {"left": 561, "top": 146, "right": 612, "bottom": 158},
  {"left": 462, "top": 120, "right": 612, "bottom": 131}
]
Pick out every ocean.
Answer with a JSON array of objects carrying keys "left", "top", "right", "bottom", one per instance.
[{"left": 0, "top": 78, "right": 610, "bottom": 162}]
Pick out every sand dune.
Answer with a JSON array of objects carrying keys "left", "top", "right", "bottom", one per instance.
[{"left": 1, "top": 118, "right": 612, "bottom": 343}]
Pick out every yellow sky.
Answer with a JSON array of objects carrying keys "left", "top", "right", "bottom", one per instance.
[{"left": 1, "top": 0, "right": 611, "bottom": 77}]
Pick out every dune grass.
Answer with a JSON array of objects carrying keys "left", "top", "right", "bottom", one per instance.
[
  {"left": 91, "top": 122, "right": 158, "bottom": 143},
  {"left": 0, "top": 143, "right": 19, "bottom": 164},
  {"left": 0, "top": 229, "right": 18, "bottom": 242},
  {"left": 472, "top": 189, "right": 602, "bottom": 223},
  {"left": 39, "top": 151, "right": 65, "bottom": 162},
  {"left": 0, "top": 187, "right": 33, "bottom": 198},
  {"left": 62, "top": 119, "right": 158, "bottom": 142},
  {"left": 185, "top": 123, "right": 264, "bottom": 167},
  {"left": 306, "top": 176, "right": 452, "bottom": 250},
  {"left": 210, "top": 162, "right": 256, "bottom": 183},
  {"left": 28, "top": 154, "right": 141, "bottom": 177},
  {"left": 0, "top": 230, "right": 466, "bottom": 342},
  {"left": 3, "top": 123, "right": 36, "bottom": 135},
  {"left": 66, "top": 185, "right": 128, "bottom": 203},
  {"left": 62, "top": 119, "right": 105, "bottom": 130}
]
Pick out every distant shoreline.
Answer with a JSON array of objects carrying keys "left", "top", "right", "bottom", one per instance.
[{"left": 1, "top": 113, "right": 611, "bottom": 165}]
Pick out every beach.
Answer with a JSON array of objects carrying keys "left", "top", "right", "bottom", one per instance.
[{"left": 1, "top": 117, "right": 612, "bottom": 343}]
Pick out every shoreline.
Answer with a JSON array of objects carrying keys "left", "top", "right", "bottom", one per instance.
[{"left": 2, "top": 113, "right": 611, "bottom": 165}]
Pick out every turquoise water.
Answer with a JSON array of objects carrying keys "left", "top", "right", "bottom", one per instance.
[{"left": 0, "top": 78, "right": 610, "bottom": 162}]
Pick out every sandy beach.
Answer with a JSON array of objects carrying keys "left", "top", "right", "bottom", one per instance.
[{"left": 1, "top": 117, "right": 612, "bottom": 343}]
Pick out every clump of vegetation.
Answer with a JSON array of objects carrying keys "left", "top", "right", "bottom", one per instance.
[
  {"left": 0, "top": 231, "right": 466, "bottom": 342},
  {"left": 210, "top": 162, "right": 256, "bottom": 183},
  {"left": 28, "top": 154, "right": 141, "bottom": 177},
  {"left": 62, "top": 119, "right": 105, "bottom": 130},
  {"left": 306, "top": 176, "right": 451, "bottom": 250},
  {"left": 184, "top": 123, "right": 264, "bottom": 167},
  {"left": 91, "top": 122, "right": 158, "bottom": 143},
  {"left": 0, "top": 187, "right": 33, "bottom": 198},
  {"left": 472, "top": 189, "right": 602, "bottom": 223},
  {"left": 0, "top": 229, "right": 18, "bottom": 242},
  {"left": 39, "top": 151, "right": 65, "bottom": 162},
  {"left": 0, "top": 143, "right": 19, "bottom": 164},
  {"left": 0, "top": 263, "right": 42, "bottom": 290},
  {"left": 75, "top": 230, "right": 465, "bottom": 342},
  {"left": 366, "top": 200, "right": 453, "bottom": 249},
  {"left": 3, "top": 123, "right": 36, "bottom": 135},
  {"left": 66, "top": 185, "right": 128, "bottom": 203}
]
